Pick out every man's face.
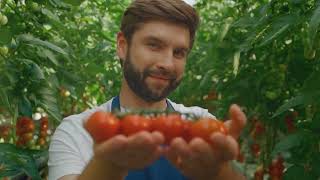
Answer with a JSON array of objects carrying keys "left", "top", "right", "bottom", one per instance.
[{"left": 119, "top": 21, "right": 190, "bottom": 102}]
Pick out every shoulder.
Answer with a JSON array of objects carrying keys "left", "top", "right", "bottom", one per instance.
[
  {"left": 168, "top": 99, "right": 216, "bottom": 119},
  {"left": 57, "top": 99, "right": 113, "bottom": 131},
  {"left": 48, "top": 99, "right": 114, "bottom": 180}
]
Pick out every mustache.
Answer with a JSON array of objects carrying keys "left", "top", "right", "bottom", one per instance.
[{"left": 144, "top": 68, "right": 177, "bottom": 80}]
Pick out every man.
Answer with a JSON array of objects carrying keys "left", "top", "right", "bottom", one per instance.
[{"left": 48, "top": 0, "right": 247, "bottom": 179}]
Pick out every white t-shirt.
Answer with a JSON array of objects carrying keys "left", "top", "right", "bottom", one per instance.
[{"left": 48, "top": 98, "right": 215, "bottom": 180}]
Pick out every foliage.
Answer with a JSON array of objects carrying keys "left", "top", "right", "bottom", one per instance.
[{"left": 0, "top": 0, "right": 319, "bottom": 179}]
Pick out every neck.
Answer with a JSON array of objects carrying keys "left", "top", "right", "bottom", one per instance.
[{"left": 119, "top": 80, "right": 167, "bottom": 110}]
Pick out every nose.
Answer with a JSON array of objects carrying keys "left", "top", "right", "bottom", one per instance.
[{"left": 155, "top": 50, "right": 175, "bottom": 71}]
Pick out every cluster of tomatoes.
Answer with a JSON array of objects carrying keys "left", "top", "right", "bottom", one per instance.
[
  {"left": 0, "top": 124, "right": 11, "bottom": 141},
  {"left": 85, "top": 111, "right": 228, "bottom": 144},
  {"left": 254, "top": 156, "right": 285, "bottom": 180},
  {"left": 37, "top": 116, "right": 49, "bottom": 146},
  {"left": 16, "top": 117, "right": 35, "bottom": 146},
  {"left": 14, "top": 116, "right": 50, "bottom": 147}
]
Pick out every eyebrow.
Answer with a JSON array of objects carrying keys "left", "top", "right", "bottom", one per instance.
[{"left": 143, "top": 36, "right": 190, "bottom": 52}]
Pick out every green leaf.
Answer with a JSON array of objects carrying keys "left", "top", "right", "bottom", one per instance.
[
  {"left": 37, "top": 87, "right": 62, "bottom": 122},
  {"left": 232, "top": 16, "right": 258, "bottom": 28},
  {"left": 0, "top": 26, "right": 13, "bottom": 44},
  {"left": 257, "top": 24, "right": 290, "bottom": 47},
  {"left": 272, "top": 133, "right": 303, "bottom": 157},
  {"left": 301, "top": 69, "right": 320, "bottom": 94},
  {"left": 284, "top": 165, "right": 306, "bottom": 180},
  {"left": 0, "top": 89, "right": 11, "bottom": 110},
  {"left": 17, "top": 34, "right": 67, "bottom": 55},
  {"left": 0, "top": 143, "right": 43, "bottom": 180},
  {"left": 200, "top": 69, "right": 215, "bottom": 89},
  {"left": 38, "top": 49, "right": 60, "bottom": 66},
  {"left": 63, "top": 0, "right": 85, "bottom": 6},
  {"left": 272, "top": 96, "right": 305, "bottom": 117},
  {"left": 29, "top": 62, "right": 45, "bottom": 81},
  {"left": 308, "top": 5, "right": 320, "bottom": 45},
  {"left": 41, "top": 8, "right": 60, "bottom": 22},
  {"left": 18, "top": 95, "right": 32, "bottom": 117}
]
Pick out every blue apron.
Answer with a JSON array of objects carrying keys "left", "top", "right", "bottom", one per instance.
[{"left": 111, "top": 96, "right": 188, "bottom": 180}]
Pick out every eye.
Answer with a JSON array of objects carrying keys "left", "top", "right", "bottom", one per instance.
[
  {"left": 173, "top": 49, "right": 187, "bottom": 59},
  {"left": 147, "top": 42, "right": 160, "bottom": 50}
]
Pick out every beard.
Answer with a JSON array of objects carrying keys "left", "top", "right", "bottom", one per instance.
[{"left": 122, "top": 52, "right": 182, "bottom": 103}]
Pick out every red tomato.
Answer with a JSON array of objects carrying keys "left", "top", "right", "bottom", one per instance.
[
  {"left": 21, "top": 132, "right": 33, "bottom": 142},
  {"left": 251, "top": 143, "right": 261, "bottom": 157},
  {"left": 40, "top": 117, "right": 49, "bottom": 130},
  {"left": 0, "top": 125, "right": 10, "bottom": 139},
  {"left": 152, "top": 114, "right": 184, "bottom": 144},
  {"left": 269, "top": 156, "right": 285, "bottom": 178},
  {"left": 252, "top": 121, "right": 265, "bottom": 138},
  {"left": 85, "top": 111, "right": 120, "bottom": 143},
  {"left": 190, "top": 118, "right": 228, "bottom": 144},
  {"left": 120, "top": 114, "right": 152, "bottom": 136},
  {"left": 254, "top": 166, "right": 264, "bottom": 180},
  {"left": 40, "top": 130, "right": 47, "bottom": 138},
  {"left": 38, "top": 137, "right": 46, "bottom": 146},
  {"left": 182, "top": 120, "right": 193, "bottom": 142},
  {"left": 16, "top": 117, "right": 35, "bottom": 135}
]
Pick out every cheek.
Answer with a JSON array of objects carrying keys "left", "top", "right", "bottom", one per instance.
[
  {"left": 130, "top": 45, "right": 155, "bottom": 66},
  {"left": 175, "top": 61, "right": 186, "bottom": 77}
]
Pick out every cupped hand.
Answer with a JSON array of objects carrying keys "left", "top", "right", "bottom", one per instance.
[
  {"left": 165, "top": 104, "right": 247, "bottom": 180},
  {"left": 94, "top": 131, "right": 165, "bottom": 171}
]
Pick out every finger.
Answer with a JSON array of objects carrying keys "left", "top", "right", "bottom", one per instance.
[
  {"left": 210, "top": 133, "right": 238, "bottom": 162},
  {"left": 189, "top": 137, "right": 215, "bottom": 167},
  {"left": 151, "top": 131, "right": 165, "bottom": 145},
  {"left": 171, "top": 137, "right": 191, "bottom": 158},
  {"left": 189, "top": 137, "right": 214, "bottom": 159},
  {"left": 170, "top": 138, "right": 194, "bottom": 175},
  {"left": 127, "top": 132, "right": 161, "bottom": 164},
  {"left": 128, "top": 131, "right": 156, "bottom": 150},
  {"left": 228, "top": 104, "right": 247, "bottom": 139},
  {"left": 94, "top": 134, "right": 128, "bottom": 158},
  {"left": 165, "top": 142, "right": 180, "bottom": 167}
]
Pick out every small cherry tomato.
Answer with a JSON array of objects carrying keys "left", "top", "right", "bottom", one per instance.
[
  {"left": 40, "top": 130, "right": 47, "bottom": 137},
  {"left": 190, "top": 118, "right": 228, "bottom": 144},
  {"left": 38, "top": 137, "right": 46, "bottom": 146},
  {"left": 182, "top": 120, "right": 193, "bottom": 142},
  {"left": 40, "top": 117, "right": 49, "bottom": 130},
  {"left": 21, "top": 132, "right": 33, "bottom": 142},
  {"left": 152, "top": 114, "right": 184, "bottom": 144},
  {"left": 120, "top": 114, "right": 152, "bottom": 136},
  {"left": 16, "top": 117, "right": 34, "bottom": 135},
  {"left": 254, "top": 166, "right": 264, "bottom": 180},
  {"left": 85, "top": 111, "right": 120, "bottom": 143},
  {"left": 251, "top": 143, "right": 261, "bottom": 157}
]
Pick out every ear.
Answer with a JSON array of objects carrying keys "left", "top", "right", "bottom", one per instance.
[{"left": 116, "top": 32, "right": 128, "bottom": 61}]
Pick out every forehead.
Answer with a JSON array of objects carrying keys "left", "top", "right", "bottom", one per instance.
[{"left": 132, "top": 20, "right": 191, "bottom": 48}]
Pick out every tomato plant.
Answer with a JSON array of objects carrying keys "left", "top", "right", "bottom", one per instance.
[{"left": 0, "top": 0, "right": 319, "bottom": 179}]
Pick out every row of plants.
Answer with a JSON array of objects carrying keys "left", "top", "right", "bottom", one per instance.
[{"left": 0, "top": 0, "right": 319, "bottom": 179}]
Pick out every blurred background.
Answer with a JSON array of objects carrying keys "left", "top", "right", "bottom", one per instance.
[{"left": 0, "top": 0, "right": 319, "bottom": 179}]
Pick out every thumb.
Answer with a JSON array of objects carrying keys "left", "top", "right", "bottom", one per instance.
[{"left": 225, "top": 104, "right": 246, "bottom": 139}]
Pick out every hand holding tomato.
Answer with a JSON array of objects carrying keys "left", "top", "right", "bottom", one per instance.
[
  {"left": 85, "top": 111, "right": 165, "bottom": 171},
  {"left": 165, "top": 104, "right": 247, "bottom": 180},
  {"left": 93, "top": 131, "right": 165, "bottom": 171}
]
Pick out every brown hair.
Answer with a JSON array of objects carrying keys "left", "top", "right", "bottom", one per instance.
[{"left": 120, "top": 0, "right": 200, "bottom": 48}]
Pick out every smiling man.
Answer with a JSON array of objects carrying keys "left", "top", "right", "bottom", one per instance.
[{"left": 48, "top": 0, "right": 247, "bottom": 180}]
